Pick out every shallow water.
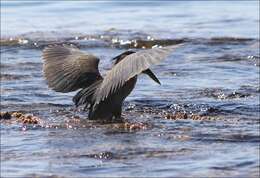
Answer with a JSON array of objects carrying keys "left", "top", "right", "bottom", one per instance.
[{"left": 1, "top": 1, "right": 260, "bottom": 177}]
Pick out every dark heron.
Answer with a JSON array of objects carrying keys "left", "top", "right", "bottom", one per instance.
[{"left": 42, "top": 44, "right": 182, "bottom": 121}]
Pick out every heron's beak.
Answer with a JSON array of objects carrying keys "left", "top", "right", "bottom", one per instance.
[{"left": 143, "top": 69, "right": 161, "bottom": 85}]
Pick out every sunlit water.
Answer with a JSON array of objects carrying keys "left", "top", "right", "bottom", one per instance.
[{"left": 1, "top": 1, "right": 259, "bottom": 177}]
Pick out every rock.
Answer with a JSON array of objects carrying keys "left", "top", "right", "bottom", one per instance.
[
  {"left": 17, "top": 114, "right": 40, "bottom": 124},
  {"left": 111, "top": 121, "right": 148, "bottom": 131},
  {"left": 0, "top": 112, "right": 11, "bottom": 120},
  {"left": 11, "top": 112, "right": 23, "bottom": 118},
  {"left": 163, "top": 111, "right": 215, "bottom": 121},
  {"left": 164, "top": 112, "right": 188, "bottom": 120},
  {"left": 129, "top": 123, "right": 147, "bottom": 131}
]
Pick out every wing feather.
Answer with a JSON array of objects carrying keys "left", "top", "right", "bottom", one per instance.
[
  {"left": 94, "top": 44, "right": 182, "bottom": 104},
  {"left": 42, "top": 44, "right": 101, "bottom": 93}
]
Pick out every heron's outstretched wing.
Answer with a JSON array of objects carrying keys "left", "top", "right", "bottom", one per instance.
[
  {"left": 94, "top": 44, "right": 183, "bottom": 104},
  {"left": 42, "top": 44, "right": 101, "bottom": 93}
]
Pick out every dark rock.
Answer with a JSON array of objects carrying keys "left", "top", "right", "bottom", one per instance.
[{"left": 0, "top": 112, "right": 12, "bottom": 120}]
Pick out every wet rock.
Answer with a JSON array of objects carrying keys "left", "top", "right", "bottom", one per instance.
[
  {"left": 112, "top": 121, "right": 149, "bottom": 131},
  {"left": 163, "top": 111, "right": 214, "bottom": 121},
  {"left": 208, "top": 37, "right": 255, "bottom": 45},
  {"left": 130, "top": 39, "right": 185, "bottom": 49},
  {"left": 202, "top": 88, "right": 251, "bottom": 100},
  {"left": 9, "top": 112, "right": 41, "bottom": 124},
  {"left": 190, "top": 114, "right": 210, "bottom": 121},
  {"left": 128, "top": 122, "right": 148, "bottom": 131},
  {"left": 164, "top": 112, "right": 188, "bottom": 120},
  {"left": 0, "top": 112, "right": 12, "bottom": 120},
  {"left": 11, "top": 112, "right": 23, "bottom": 118},
  {"left": 226, "top": 91, "right": 251, "bottom": 99},
  {"left": 87, "top": 151, "right": 114, "bottom": 160},
  {"left": 205, "top": 107, "right": 220, "bottom": 114},
  {"left": 17, "top": 114, "right": 40, "bottom": 124}
]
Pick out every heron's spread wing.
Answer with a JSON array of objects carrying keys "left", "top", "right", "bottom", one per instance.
[
  {"left": 42, "top": 44, "right": 101, "bottom": 93},
  {"left": 94, "top": 44, "right": 182, "bottom": 104}
]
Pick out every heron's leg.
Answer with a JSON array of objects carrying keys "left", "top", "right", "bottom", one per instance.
[
  {"left": 88, "top": 105, "right": 95, "bottom": 120},
  {"left": 114, "top": 106, "right": 122, "bottom": 117},
  {"left": 112, "top": 106, "right": 124, "bottom": 122}
]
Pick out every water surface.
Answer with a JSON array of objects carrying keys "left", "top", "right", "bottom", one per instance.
[{"left": 1, "top": 1, "right": 259, "bottom": 177}]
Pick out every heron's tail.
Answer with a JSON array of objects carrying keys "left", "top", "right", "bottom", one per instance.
[{"left": 73, "top": 79, "right": 103, "bottom": 107}]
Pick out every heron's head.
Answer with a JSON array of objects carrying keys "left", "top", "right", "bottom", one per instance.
[
  {"left": 112, "top": 50, "right": 161, "bottom": 85},
  {"left": 112, "top": 51, "right": 136, "bottom": 64}
]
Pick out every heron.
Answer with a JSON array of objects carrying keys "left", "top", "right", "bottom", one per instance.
[{"left": 42, "top": 44, "right": 182, "bottom": 121}]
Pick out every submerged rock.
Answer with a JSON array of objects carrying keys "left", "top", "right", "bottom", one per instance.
[
  {"left": 111, "top": 121, "right": 149, "bottom": 131},
  {"left": 17, "top": 114, "right": 40, "bottom": 124},
  {"left": 164, "top": 112, "right": 188, "bottom": 120},
  {"left": 11, "top": 112, "right": 23, "bottom": 118},
  {"left": 163, "top": 111, "right": 214, "bottom": 121},
  {"left": 1, "top": 111, "right": 42, "bottom": 125}
]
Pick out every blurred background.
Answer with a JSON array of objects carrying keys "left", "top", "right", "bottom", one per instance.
[{"left": 1, "top": 1, "right": 259, "bottom": 38}]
